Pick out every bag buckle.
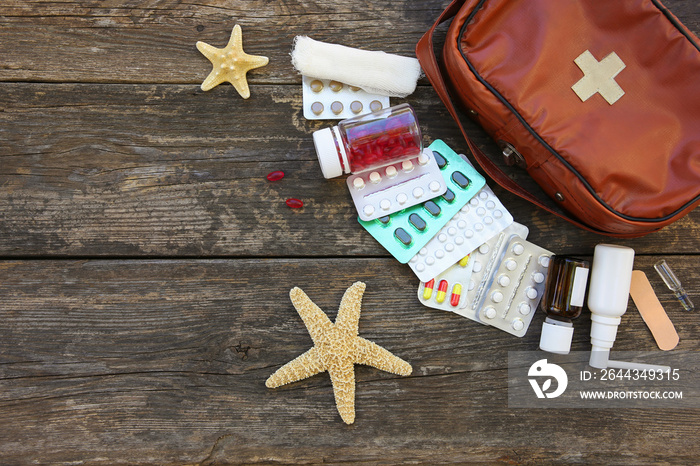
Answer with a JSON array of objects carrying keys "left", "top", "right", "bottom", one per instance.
[{"left": 500, "top": 142, "right": 526, "bottom": 168}]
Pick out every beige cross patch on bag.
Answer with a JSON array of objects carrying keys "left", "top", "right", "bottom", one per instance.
[{"left": 572, "top": 50, "right": 626, "bottom": 105}]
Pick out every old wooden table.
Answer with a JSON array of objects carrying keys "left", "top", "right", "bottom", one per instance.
[{"left": 1, "top": 1, "right": 698, "bottom": 464}]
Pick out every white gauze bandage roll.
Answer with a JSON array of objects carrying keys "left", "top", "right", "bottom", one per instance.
[{"left": 291, "top": 36, "right": 422, "bottom": 98}]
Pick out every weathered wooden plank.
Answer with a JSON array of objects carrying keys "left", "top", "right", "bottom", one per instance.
[
  {"left": 0, "top": 0, "right": 449, "bottom": 84},
  {"left": 0, "top": 257, "right": 698, "bottom": 463},
  {"left": 2, "top": 82, "right": 699, "bottom": 257},
  {"left": 0, "top": 0, "right": 696, "bottom": 86}
]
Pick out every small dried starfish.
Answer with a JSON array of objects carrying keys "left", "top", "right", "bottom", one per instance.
[
  {"left": 196, "top": 25, "right": 269, "bottom": 98},
  {"left": 266, "top": 282, "right": 412, "bottom": 424}
]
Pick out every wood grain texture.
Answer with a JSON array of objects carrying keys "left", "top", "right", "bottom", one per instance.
[
  {"left": 1, "top": 82, "right": 698, "bottom": 257},
  {"left": 1, "top": 258, "right": 698, "bottom": 464},
  {"left": 0, "top": 0, "right": 699, "bottom": 463}
]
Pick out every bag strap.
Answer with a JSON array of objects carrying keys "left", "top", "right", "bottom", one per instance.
[{"left": 416, "top": 0, "right": 631, "bottom": 237}]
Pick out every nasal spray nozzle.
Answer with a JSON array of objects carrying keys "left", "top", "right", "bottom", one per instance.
[{"left": 587, "top": 244, "right": 670, "bottom": 371}]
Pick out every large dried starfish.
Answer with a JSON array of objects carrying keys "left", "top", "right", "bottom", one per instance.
[
  {"left": 196, "top": 25, "right": 269, "bottom": 98},
  {"left": 266, "top": 282, "right": 412, "bottom": 424}
]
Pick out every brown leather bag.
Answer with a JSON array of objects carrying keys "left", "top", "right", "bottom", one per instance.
[{"left": 416, "top": 0, "right": 700, "bottom": 237}]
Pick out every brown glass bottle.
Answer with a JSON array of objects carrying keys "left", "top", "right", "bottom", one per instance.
[
  {"left": 540, "top": 255, "right": 590, "bottom": 319},
  {"left": 539, "top": 255, "right": 590, "bottom": 354}
]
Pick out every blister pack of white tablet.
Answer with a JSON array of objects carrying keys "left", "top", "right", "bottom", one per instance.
[
  {"left": 417, "top": 254, "right": 475, "bottom": 313},
  {"left": 302, "top": 76, "right": 390, "bottom": 120},
  {"left": 451, "top": 222, "right": 529, "bottom": 323},
  {"left": 348, "top": 148, "right": 446, "bottom": 221},
  {"left": 475, "top": 237, "right": 552, "bottom": 337},
  {"left": 407, "top": 183, "right": 514, "bottom": 282}
]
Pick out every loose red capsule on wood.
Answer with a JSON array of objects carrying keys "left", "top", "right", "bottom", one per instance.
[
  {"left": 266, "top": 170, "right": 285, "bottom": 182},
  {"left": 285, "top": 198, "right": 303, "bottom": 209}
]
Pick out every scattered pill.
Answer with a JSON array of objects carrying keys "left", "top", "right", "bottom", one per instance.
[
  {"left": 285, "top": 198, "right": 303, "bottom": 209},
  {"left": 451, "top": 171, "right": 471, "bottom": 188},
  {"left": 331, "top": 101, "right": 344, "bottom": 115},
  {"left": 409, "top": 213, "right": 427, "bottom": 231},
  {"left": 450, "top": 283, "right": 462, "bottom": 307},
  {"left": 311, "top": 101, "right": 324, "bottom": 115},
  {"left": 350, "top": 100, "right": 363, "bottom": 114},
  {"left": 369, "top": 100, "right": 383, "bottom": 112},
  {"left": 394, "top": 228, "right": 412, "bottom": 246},
  {"left": 433, "top": 151, "right": 447, "bottom": 168},
  {"left": 418, "top": 152, "right": 430, "bottom": 165},
  {"left": 310, "top": 80, "right": 324, "bottom": 92},
  {"left": 436, "top": 280, "right": 449, "bottom": 303},
  {"left": 442, "top": 188, "right": 455, "bottom": 203},
  {"left": 525, "top": 287, "right": 538, "bottom": 300},
  {"left": 423, "top": 279, "right": 435, "bottom": 300},
  {"left": 424, "top": 201, "right": 441, "bottom": 216},
  {"left": 267, "top": 170, "right": 284, "bottom": 182}
]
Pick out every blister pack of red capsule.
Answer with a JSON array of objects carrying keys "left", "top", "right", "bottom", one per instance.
[
  {"left": 302, "top": 76, "right": 390, "bottom": 120},
  {"left": 348, "top": 148, "right": 447, "bottom": 221},
  {"left": 417, "top": 254, "right": 475, "bottom": 312},
  {"left": 418, "top": 222, "right": 528, "bottom": 320},
  {"left": 358, "top": 140, "right": 485, "bottom": 264}
]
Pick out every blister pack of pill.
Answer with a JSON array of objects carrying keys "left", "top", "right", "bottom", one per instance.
[
  {"left": 420, "top": 222, "right": 529, "bottom": 321},
  {"left": 349, "top": 148, "right": 446, "bottom": 221},
  {"left": 417, "top": 254, "right": 475, "bottom": 313},
  {"left": 358, "top": 140, "right": 486, "bottom": 264},
  {"left": 408, "top": 182, "right": 514, "bottom": 282},
  {"left": 302, "top": 76, "right": 390, "bottom": 120},
  {"left": 475, "top": 236, "right": 552, "bottom": 337}
]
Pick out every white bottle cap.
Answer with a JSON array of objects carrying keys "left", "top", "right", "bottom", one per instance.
[
  {"left": 312, "top": 127, "right": 346, "bottom": 179},
  {"left": 539, "top": 317, "right": 574, "bottom": 354}
]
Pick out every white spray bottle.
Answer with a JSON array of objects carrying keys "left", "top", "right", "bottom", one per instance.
[{"left": 587, "top": 244, "right": 670, "bottom": 371}]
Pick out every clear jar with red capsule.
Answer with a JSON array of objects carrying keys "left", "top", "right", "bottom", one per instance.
[{"left": 312, "top": 103, "right": 422, "bottom": 179}]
